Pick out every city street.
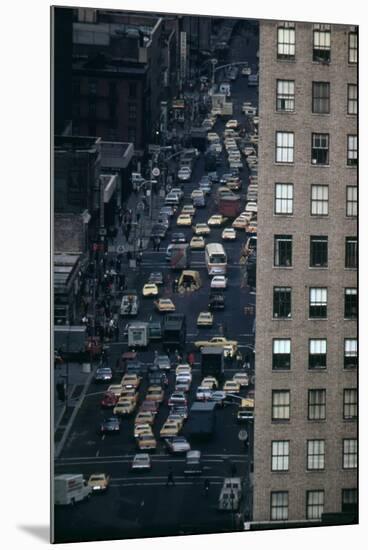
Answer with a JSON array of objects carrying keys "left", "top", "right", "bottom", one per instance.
[{"left": 54, "top": 19, "right": 259, "bottom": 543}]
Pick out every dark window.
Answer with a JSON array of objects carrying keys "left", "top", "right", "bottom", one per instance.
[
  {"left": 311, "top": 185, "right": 329, "bottom": 216},
  {"left": 307, "top": 440, "right": 325, "bottom": 470},
  {"left": 342, "top": 489, "right": 357, "bottom": 514},
  {"left": 128, "top": 102, "right": 137, "bottom": 121},
  {"left": 344, "top": 339, "right": 357, "bottom": 369},
  {"left": 88, "top": 123, "right": 96, "bottom": 136},
  {"left": 313, "top": 29, "right": 331, "bottom": 62},
  {"left": 127, "top": 126, "right": 136, "bottom": 143},
  {"left": 343, "top": 389, "right": 357, "bottom": 420},
  {"left": 109, "top": 101, "right": 116, "bottom": 119},
  {"left": 348, "top": 32, "right": 358, "bottom": 64},
  {"left": 272, "top": 339, "right": 291, "bottom": 370},
  {"left": 312, "top": 82, "right": 330, "bottom": 113},
  {"left": 275, "top": 184, "right": 293, "bottom": 214},
  {"left": 109, "top": 81, "right": 117, "bottom": 97},
  {"left": 346, "top": 186, "right": 357, "bottom": 217},
  {"left": 306, "top": 490, "right": 324, "bottom": 520},
  {"left": 274, "top": 235, "right": 292, "bottom": 266},
  {"left": 310, "top": 236, "right": 328, "bottom": 267},
  {"left": 347, "top": 84, "right": 357, "bottom": 115},
  {"left": 312, "top": 133, "right": 329, "bottom": 165},
  {"left": 309, "top": 288, "right": 327, "bottom": 318},
  {"left": 89, "top": 100, "right": 96, "bottom": 118},
  {"left": 273, "top": 287, "right": 292, "bottom": 318},
  {"left": 344, "top": 288, "right": 357, "bottom": 319},
  {"left": 343, "top": 439, "right": 357, "bottom": 469},
  {"left": 345, "top": 237, "right": 357, "bottom": 268},
  {"left": 277, "top": 24, "right": 295, "bottom": 60},
  {"left": 72, "top": 79, "right": 80, "bottom": 97},
  {"left": 88, "top": 79, "right": 97, "bottom": 95},
  {"left": 347, "top": 135, "right": 358, "bottom": 166},
  {"left": 272, "top": 390, "right": 290, "bottom": 420},
  {"left": 276, "top": 80, "right": 295, "bottom": 111},
  {"left": 309, "top": 339, "right": 327, "bottom": 369},
  {"left": 308, "top": 389, "right": 326, "bottom": 420},
  {"left": 129, "top": 82, "right": 137, "bottom": 98},
  {"left": 271, "top": 491, "right": 288, "bottom": 520}
]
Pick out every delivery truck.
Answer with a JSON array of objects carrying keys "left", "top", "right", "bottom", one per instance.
[
  {"left": 54, "top": 474, "right": 92, "bottom": 506},
  {"left": 200, "top": 347, "right": 224, "bottom": 380},
  {"left": 186, "top": 401, "right": 216, "bottom": 439},
  {"left": 218, "top": 195, "right": 242, "bottom": 218},
  {"left": 162, "top": 313, "right": 186, "bottom": 350}
]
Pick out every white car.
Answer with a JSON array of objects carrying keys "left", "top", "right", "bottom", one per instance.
[
  {"left": 222, "top": 228, "right": 236, "bottom": 240},
  {"left": 178, "top": 167, "right": 191, "bottom": 181},
  {"left": 210, "top": 275, "right": 228, "bottom": 289},
  {"left": 131, "top": 453, "right": 151, "bottom": 470},
  {"left": 225, "top": 119, "right": 238, "bottom": 129}
]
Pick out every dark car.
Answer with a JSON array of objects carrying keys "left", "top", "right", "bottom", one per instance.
[
  {"left": 148, "top": 322, "right": 162, "bottom": 340},
  {"left": 126, "top": 360, "right": 144, "bottom": 376},
  {"left": 170, "top": 405, "right": 188, "bottom": 420},
  {"left": 208, "top": 293, "right": 225, "bottom": 310},
  {"left": 148, "top": 372, "right": 168, "bottom": 388},
  {"left": 154, "top": 354, "right": 171, "bottom": 371},
  {"left": 157, "top": 215, "right": 170, "bottom": 228},
  {"left": 193, "top": 195, "right": 206, "bottom": 208},
  {"left": 208, "top": 171, "right": 219, "bottom": 183},
  {"left": 100, "top": 417, "right": 120, "bottom": 434},
  {"left": 151, "top": 224, "right": 167, "bottom": 239},
  {"left": 171, "top": 232, "right": 187, "bottom": 244},
  {"left": 94, "top": 367, "right": 113, "bottom": 383},
  {"left": 148, "top": 272, "right": 164, "bottom": 285}
]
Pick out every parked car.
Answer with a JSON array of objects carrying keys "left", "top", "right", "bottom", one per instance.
[
  {"left": 222, "top": 228, "right": 237, "bottom": 240},
  {"left": 142, "top": 283, "right": 159, "bottom": 297},
  {"left": 177, "top": 166, "right": 192, "bottom": 181},
  {"left": 190, "top": 236, "right": 205, "bottom": 250},
  {"left": 154, "top": 298, "right": 176, "bottom": 313},
  {"left": 196, "top": 387, "right": 213, "bottom": 401}
]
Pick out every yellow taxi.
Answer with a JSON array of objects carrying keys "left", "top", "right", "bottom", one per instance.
[
  {"left": 113, "top": 397, "right": 136, "bottom": 416},
  {"left": 154, "top": 298, "right": 176, "bottom": 312},
  {"left": 201, "top": 376, "right": 218, "bottom": 389},
  {"left": 181, "top": 204, "right": 196, "bottom": 216},
  {"left": 193, "top": 223, "right": 211, "bottom": 235},
  {"left": 197, "top": 311, "right": 214, "bottom": 327},
  {"left": 134, "top": 411, "right": 155, "bottom": 426},
  {"left": 120, "top": 374, "right": 140, "bottom": 390},
  {"left": 142, "top": 283, "right": 159, "bottom": 297},
  {"left": 146, "top": 385, "right": 165, "bottom": 403},
  {"left": 190, "top": 236, "right": 205, "bottom": 249},
  {"left": 137, "top": 432, "right": 157, "bottom": 451},
  {"left": 207, "top": 214, "right": 228, "bottom": 226},
  {"left": 177, "top": 214, "right": 193, "bottom": 226},
  {"left": 134, "top": 423, "right": 153, "bottom": 439},
  {"left": 160, "top": 419, "right": 181, "bottom": 438},
  {"left": 194, "top": 336, "right": 238, "bottom": 357},
  {"left": 232, "top": 216, "right": 248, "bottom": 229},
  {"left": 88, "top": 473, "right": 110, "bottom": 492},
  {"left": 223, "top": 380, "right": 241, "bottom": 394}
]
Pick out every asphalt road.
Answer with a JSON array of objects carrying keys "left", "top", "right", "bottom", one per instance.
[{"left": 54, "top": 21, "right": 258, "bottom": 544}]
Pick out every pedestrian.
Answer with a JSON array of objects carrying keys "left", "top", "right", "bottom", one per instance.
[
  {"left": 204, "top": 478, "right": 210, "bottom": 496},
  {"left": 166, "top": 467, "right": 175, "bottom": 487}
]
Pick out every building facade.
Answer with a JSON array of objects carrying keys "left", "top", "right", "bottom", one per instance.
[{"left": 253, "top": 21, "right": 358, "bottom": 525}]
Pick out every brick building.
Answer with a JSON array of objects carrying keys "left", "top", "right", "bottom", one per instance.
[{"left": 253, "top": 20, "right": 358, "bottom": 526}]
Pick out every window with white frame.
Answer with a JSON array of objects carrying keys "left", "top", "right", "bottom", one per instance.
[
  {"left": 309, "top": 339, "right": 327, "bottom": 369},
  {"left": 348, "top": 32, "right": 358, "bottom": 64},
  {"left": 272, "top": 390, "right": 290, "bottom": 420},
  {"left": 277, "top": 23, "right": 295, "bottom": 60},
  {"left": 272, "top": 441, "right": 290, "bottom": 471},
  {"left": 345, "top": 237, "right": 357, "bottom": 268},
  {"left": 271, "top": 491, "right": 289, "bottom": 520},
  {"left": 275, "top": 184, "right": 293, "bottom": 214},
  {"left": 312, "top": 82, "right": 330, "bottom": 114},
  {"left": 308, "top": 389, "right": 326, "bottom": 420},
  {"left": 343, "top": 389, "right": 357, "bottom": 420},
  {"left": 306, "top": 490, "right": 324, "bottom": 519},
  {"left": 343, "top": 439, "right": 357, "bottom": 469},
  {"left": 307, "top": 440, "right": 325, "bottom": 470},
  {"left": 313, "top": 27, "right": 331, "bottom": 62},
  {"left": 276, "top": 80, "right": 295, "bottom": 111},
  {"left": 346, "top": 186, "right": 357, "bottom": 217},
  {"left": 276, "top": 132, "right": 294, "bottom": 163},
  {"left": 273, "top": 287, "right": 292, "bottom": 318},
  {"left": 312, "top": 133, "right": 329, "bottom": 165},
  {"left": 311, "top": 185, "right": 329, "bottom": 216},
  {"left": 347, "top": 135, "right": 358, "bottom": 166},
  {"left": 344, "top": 339, "right": 357, "bottom": 369},
  {"left": 347, "top": 84, "right": 357, "bottom": 115},
  {"left": 309, "top": 288, "right": 327, "bottom": 319},
  {"left": 273, "top": 339, "right": 291, "bottom": 370}
]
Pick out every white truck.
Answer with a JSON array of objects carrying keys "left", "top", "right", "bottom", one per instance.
[{"left": 54, "top": 474, "right": 91, "bottom": 505}]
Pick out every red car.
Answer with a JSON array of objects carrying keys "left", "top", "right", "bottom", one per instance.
[
  {"left": 139, "top": 400, "right": 159, "bottom": 415},
  {"left": 101, "top": 391, "right": 119, "bottom": 409}
]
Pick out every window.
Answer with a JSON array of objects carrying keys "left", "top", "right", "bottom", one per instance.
[
  {"left": 272, "top": 441, "right": 290, "bottom": 471},
  {"left": 348, "top": 32, "right": 358, "bottom": 64},
  {"left": 277, "top": 23, "right": 295, "bottom": 60},
  {"left": 308, "top": 389, "right": 326, "bottom": 420},
  {"left": 312, "top": 133, "right": 329, "bottom": 165},
  {"left": 129, "top": 82, "right": 137, "bottom": 98},
  {"left": 306, "top": 490, "right": 324, "bottom": 520},
  {"left": 343, "top": 439, "right": 357, "bottom": 469},
  {"left": 272, "top": 390, "right": 290, "bottom": 420},
  {"left": 109, "top": 81, "right": 117, "bottom": 97},
  {"left": 276, "top": 132, "right": 294, "bottom": 163},
  {"left": 312, "top": 82, "right": 330, "bottom": 114},
  {"left": 273, "top": 339, "right": 291, "bottom": 370},
  {"left": 347, "top": 84, "right": 357, "bottom": 115},
  {"left": 273, "top": 287, "right": 292, "bottom": 318},
  {"left": 271, "top": 492, "right": 288, "bottom": 520},
  {"left": 274, "top": 235, "right": 292, "bottom": 267},
  {"left": 344, "top": 288, "right": 357, "bottom": 319},
  {"left": 345, "top": 237, "right": 357, "bottom": 268},
  {"left": 346, "top": 186, "right": 357, "bottom": 217},
  {"left": 347, "top": 135, "right": 358, "bottom": 166},
  {"left": 275, "top": 184, "right": 293, "bottom": 214},
  {"left": 307, "top": 440, "right": 325, "bottom": 470},
  {"left": 72, "top": 79, "right": 80, "bottom": 97},
  {"left": 276, "top": 80, "right": 295, "bottom": 111},
  {"left": 342, "top": 489, "right": 357, "bottom": 514},
  {"left": 343, "top": 389, "right": 357, "bottom": 420},
  {"left": 311, "top": 185, "right": 329, "bottom": 216},
  {"left": 128, "top": 102, "right": 137, "bottom": 122},
  {"left": 344, "top": 339, "right": 357, "bottom": 369},
  {"left": 309, "top": 339, "right": 327, "bottom": 369},
  {"left": 310, "top": 236, "right": 328, "bottom": 267},
  {"left": 309, "top": 288, "right": 327, "bottom": 319},
  {"left": 127, "top": 126, "right": 136, "bottom": 143},
  {"left": 313, "top": 27, "right": 331, "bottom": 62},
  {"left": 89, "top": 100, "right": 96, "bottom": 118},
  {"left": 88, "top": 79, "right": 97, "bottom": 95}
]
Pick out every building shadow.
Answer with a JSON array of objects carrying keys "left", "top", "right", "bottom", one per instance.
[{"left": 17, "top": 525, "right": 50, "bottom": 543}]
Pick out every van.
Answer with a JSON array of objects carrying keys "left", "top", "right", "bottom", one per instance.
[{"left": 178, "top": 270, "right": 202, "bottom": 291}]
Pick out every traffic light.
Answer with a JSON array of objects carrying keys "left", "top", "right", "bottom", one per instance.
[{"left": 56, "top": 382, "right": 66, "bottom": 402}]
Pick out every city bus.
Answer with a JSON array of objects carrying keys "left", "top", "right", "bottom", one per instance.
[{"left": 205, "top": 243, "right": 228, "bottom": 275}]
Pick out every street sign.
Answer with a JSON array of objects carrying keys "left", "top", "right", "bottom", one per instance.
[
  {"left": 152, "top": 167, "right": 160, "bottom": 177},
  {"left": 238, "top": 429, "right": 248, "bottom": 442}
]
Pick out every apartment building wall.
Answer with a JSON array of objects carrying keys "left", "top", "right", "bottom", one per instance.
[{"left": 253, "top": 20, "right": 357, "bottom": 523}]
